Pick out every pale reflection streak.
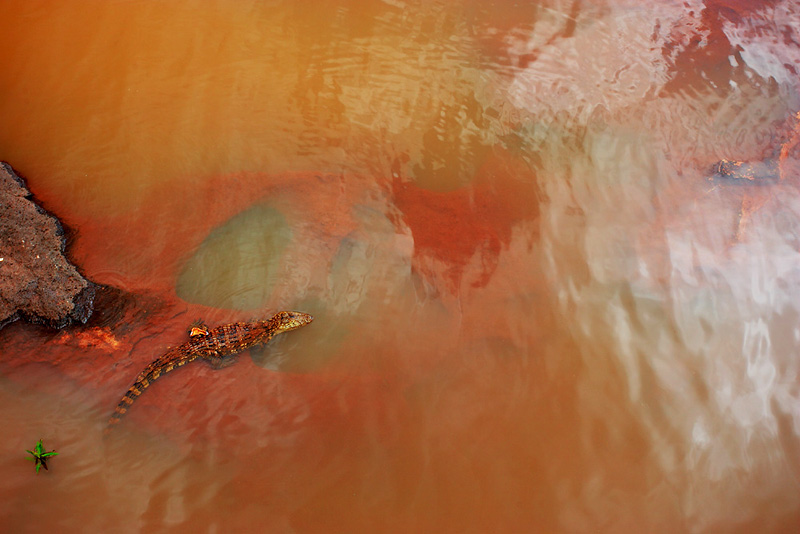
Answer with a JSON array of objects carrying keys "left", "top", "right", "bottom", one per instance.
[{"left": 510, "top": 1, "right": 800, "bottom": 528}]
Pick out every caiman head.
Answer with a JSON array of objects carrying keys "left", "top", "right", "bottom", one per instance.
[{"left": 272, "top": 311, "right": 314, "bottom": 333}]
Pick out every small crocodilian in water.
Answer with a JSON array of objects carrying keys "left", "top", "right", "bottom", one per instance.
[{"left": 106, "top": 311, "right": 313, "bottom": 432}]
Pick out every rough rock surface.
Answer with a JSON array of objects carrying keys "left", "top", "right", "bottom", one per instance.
[{"left": 0, "top": 162, "right": 94, "bottom": 329}]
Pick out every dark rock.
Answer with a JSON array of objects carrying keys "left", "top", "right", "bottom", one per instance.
[{"left": 0, "top": 162, "right": 95, "bottom": 329}]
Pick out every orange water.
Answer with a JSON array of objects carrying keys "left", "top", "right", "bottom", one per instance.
[{"left": 1, "top": 1, "right": 800, "bottom": 532}]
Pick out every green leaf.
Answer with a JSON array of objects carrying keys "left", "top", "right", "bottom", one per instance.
[{"left": 26, "top": 439, "right": 58, "bottom": 473}]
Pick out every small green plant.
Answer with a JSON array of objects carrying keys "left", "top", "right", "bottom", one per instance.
[{"left": 25, "top": 438, "right": 58, "bottom": 474}]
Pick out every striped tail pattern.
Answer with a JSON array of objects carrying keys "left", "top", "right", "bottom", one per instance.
[{"left": 106, "top": 347, "right": 200, "bottom": 430}]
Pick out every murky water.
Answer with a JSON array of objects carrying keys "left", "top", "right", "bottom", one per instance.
[{"left": 1, "top": 0, "right": 800, "bottom": 532}]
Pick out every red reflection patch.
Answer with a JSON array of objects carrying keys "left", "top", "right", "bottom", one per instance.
[{"left": 391, "top": 149, "right": 539, "bottom": 291}]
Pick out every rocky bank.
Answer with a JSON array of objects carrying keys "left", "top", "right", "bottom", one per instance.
[{"left": 0, "top": 162, "right": 94, "bottom": 329}]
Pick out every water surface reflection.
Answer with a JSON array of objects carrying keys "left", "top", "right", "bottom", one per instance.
[{"left": 0, "top": 0, "right": 799, "bottom": 532}]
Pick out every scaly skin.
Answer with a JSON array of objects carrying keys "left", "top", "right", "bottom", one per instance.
[{"left": 106, "top": 311, "right": 313, "bottom": 431}]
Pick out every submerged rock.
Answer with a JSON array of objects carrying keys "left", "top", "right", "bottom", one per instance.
[
  {"left": 710, "top": 157, "right": 780, "bottom": 184},
  {"left": 0, "top": 162, "right": 95, "bottom": 329},
  {"left": 175, "top": 204, "right": 291, "bottom": 310}
]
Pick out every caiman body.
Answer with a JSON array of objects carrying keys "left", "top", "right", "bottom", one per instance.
[{"left": 107, "top": 310, "right": 312, "bottom": 430}]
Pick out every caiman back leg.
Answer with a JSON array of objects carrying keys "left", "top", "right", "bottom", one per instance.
[{"left": 106, "top": 349, "right": 199, "bottom": 432}]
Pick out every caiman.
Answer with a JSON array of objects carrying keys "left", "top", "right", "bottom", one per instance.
[{"left": 106, "top": 310, "right": 313, "bottom": 431}]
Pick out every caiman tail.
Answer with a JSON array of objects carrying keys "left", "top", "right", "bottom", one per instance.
[{"left": 105, "top": 348, "right": 199, "bottom": 432}]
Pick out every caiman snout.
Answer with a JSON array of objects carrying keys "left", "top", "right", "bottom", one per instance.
[{"left": 273, "top": 311, "right": 314, "bottom": 332}]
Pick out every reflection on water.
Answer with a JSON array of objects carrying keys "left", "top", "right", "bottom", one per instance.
[{"left": 1, "top": 0, "right": 800, "bottom": 531}]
